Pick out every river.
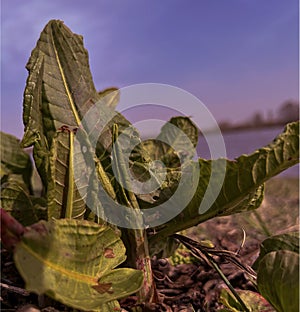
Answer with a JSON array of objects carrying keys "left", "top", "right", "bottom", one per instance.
[{"left": 196, "top": 126, "right": 298, "bottom": 177}]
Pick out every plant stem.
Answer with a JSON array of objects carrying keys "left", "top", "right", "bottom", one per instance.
[
  {"left": 112, "top": 124, "right": 156, "bottom": 302},
  {"left": 121, "top": 226, "right": 156, "bottom": 302}
]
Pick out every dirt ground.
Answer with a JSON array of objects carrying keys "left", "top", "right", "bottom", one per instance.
[{"left": 1, "top": 177, "right": 299, "bottom": 311}]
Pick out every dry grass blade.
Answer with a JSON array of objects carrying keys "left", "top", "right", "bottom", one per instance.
[
  {"left": 0, "top": 282, "right": 30, "bottom": 296},
  {"left": 171, "top": 233, "right": 257, "bottom": 281}
]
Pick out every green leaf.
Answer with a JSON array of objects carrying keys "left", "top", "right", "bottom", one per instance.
[
  {"left": 95, "top": 112, "right": 149, "bottom": 175},
  {"left": 47, "top": 129, "right": 87, "bottom": 219},
  {"left": 149, "top": 122, "right": 299, "bottom": 245},
  {"left": 22, "top": 19, "right": 99, "bottom": 143},
  {"left": 21, "top": 20, "right": 100, "bottom": 187},
  {"left": 257, "top": 250, "right": 299, "bottom": 312},
  {"left": 99, "top": 300, "right": 121, "bottom": 312},
  {"left": 157, "top": 116, "right": 198, "bottom": 153},
  {"left": 219, "top": 289, "right": 276, "bottom": 311},
  {"left": 14, "top": 219, "right": 143, "bottom": 311},
  {"left": 253, "top": 232, "right": 299, "bottom": 270},
  {"left": 141, "top": 116, "right": 198, "bottom": 168},
  {"left": 0, "top": 177, "right": 38, "bottom": 226},
  {"left": 1, "top": 131, "right": 33, "bottom": 189},
  {"left": 134, "top": 117, "right": 198, "bottom": 206},
  {"left": 21, "top": 55, "right": 49, "bottom": 186}
]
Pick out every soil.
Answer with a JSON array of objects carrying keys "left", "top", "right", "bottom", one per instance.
[{"left": 1, "top": 177, "right": 298, "bottom": 311}]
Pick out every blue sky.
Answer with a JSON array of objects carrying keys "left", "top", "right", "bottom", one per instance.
[{"left": 1, "top": 0, "right": 299, "bottom": 138}]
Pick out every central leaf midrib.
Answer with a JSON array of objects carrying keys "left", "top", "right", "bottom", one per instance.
[
  {"left": 20, "top": 242, "right": 98, "bottom": 284},
  {"left": 65, "top": 131, "right": 75, "bottom": 218}
]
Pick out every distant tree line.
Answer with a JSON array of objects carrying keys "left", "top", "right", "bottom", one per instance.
[
  {"left": 277, "top": 99, "right": 299, "bottom": 124},
  {"left": 219, "top": 99, "right": 299, "bottom": 132},
  {"left": 251, "top": 99, "right": 299, "bottom": 126}
]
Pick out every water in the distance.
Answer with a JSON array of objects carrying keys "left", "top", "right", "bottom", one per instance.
[{"left": 196, "top": 126, "right": 298, "bottom": 177}]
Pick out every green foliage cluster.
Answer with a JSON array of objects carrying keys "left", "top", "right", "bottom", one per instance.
[{"left": 1, "top": 20, "right": 299, "bottom": 311}]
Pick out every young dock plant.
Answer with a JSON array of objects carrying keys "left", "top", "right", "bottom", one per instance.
[{"left": 1, "top": 20, "right": 299, "bottom": 311}]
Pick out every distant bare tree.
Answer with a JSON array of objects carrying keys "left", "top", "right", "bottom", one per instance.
[
  {"left": 277, "top": 100, "right": 299, "bottom": 123},
  {"left": 251, "top": 111, "right": 264, "bottom": 126}
]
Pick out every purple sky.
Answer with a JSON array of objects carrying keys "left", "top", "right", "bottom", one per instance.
[{"left": 1, "top": 0, "right": 299, "bottom": 139}]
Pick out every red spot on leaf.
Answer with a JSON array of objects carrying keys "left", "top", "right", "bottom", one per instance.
[
  {"left": 29, "top": 222, "right": 48, "bottom": 235},
  {"left": 58, "top": 125, "right": 70, "bottom": 132},
  {"left": 104, "top": 248, "right": 115, "bottom": 258},
  {"left": 92, "top": 282, "right": 113, "bottom": 294}
]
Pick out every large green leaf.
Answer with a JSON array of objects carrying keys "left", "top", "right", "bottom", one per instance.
[
  {"left": 253, "top": 232, "right": 299, "bottom": 270},
  {"left": 1, "top": 131, "right": 33, "bottom": 189},
  {"left": 22, "top": 19, "right": 99, "bottom": 145},
  {"left": 21, "top": 20, "right": 100, "bottom": 188},
  {"left": 149, "top": 121, "right": 299, "bottom": 245},
  {"left": 257, "top": 250, "right": 299, "bottom": 312},
  {"left": 14, "top": 219, "right": 143, "bottom": 311}
]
